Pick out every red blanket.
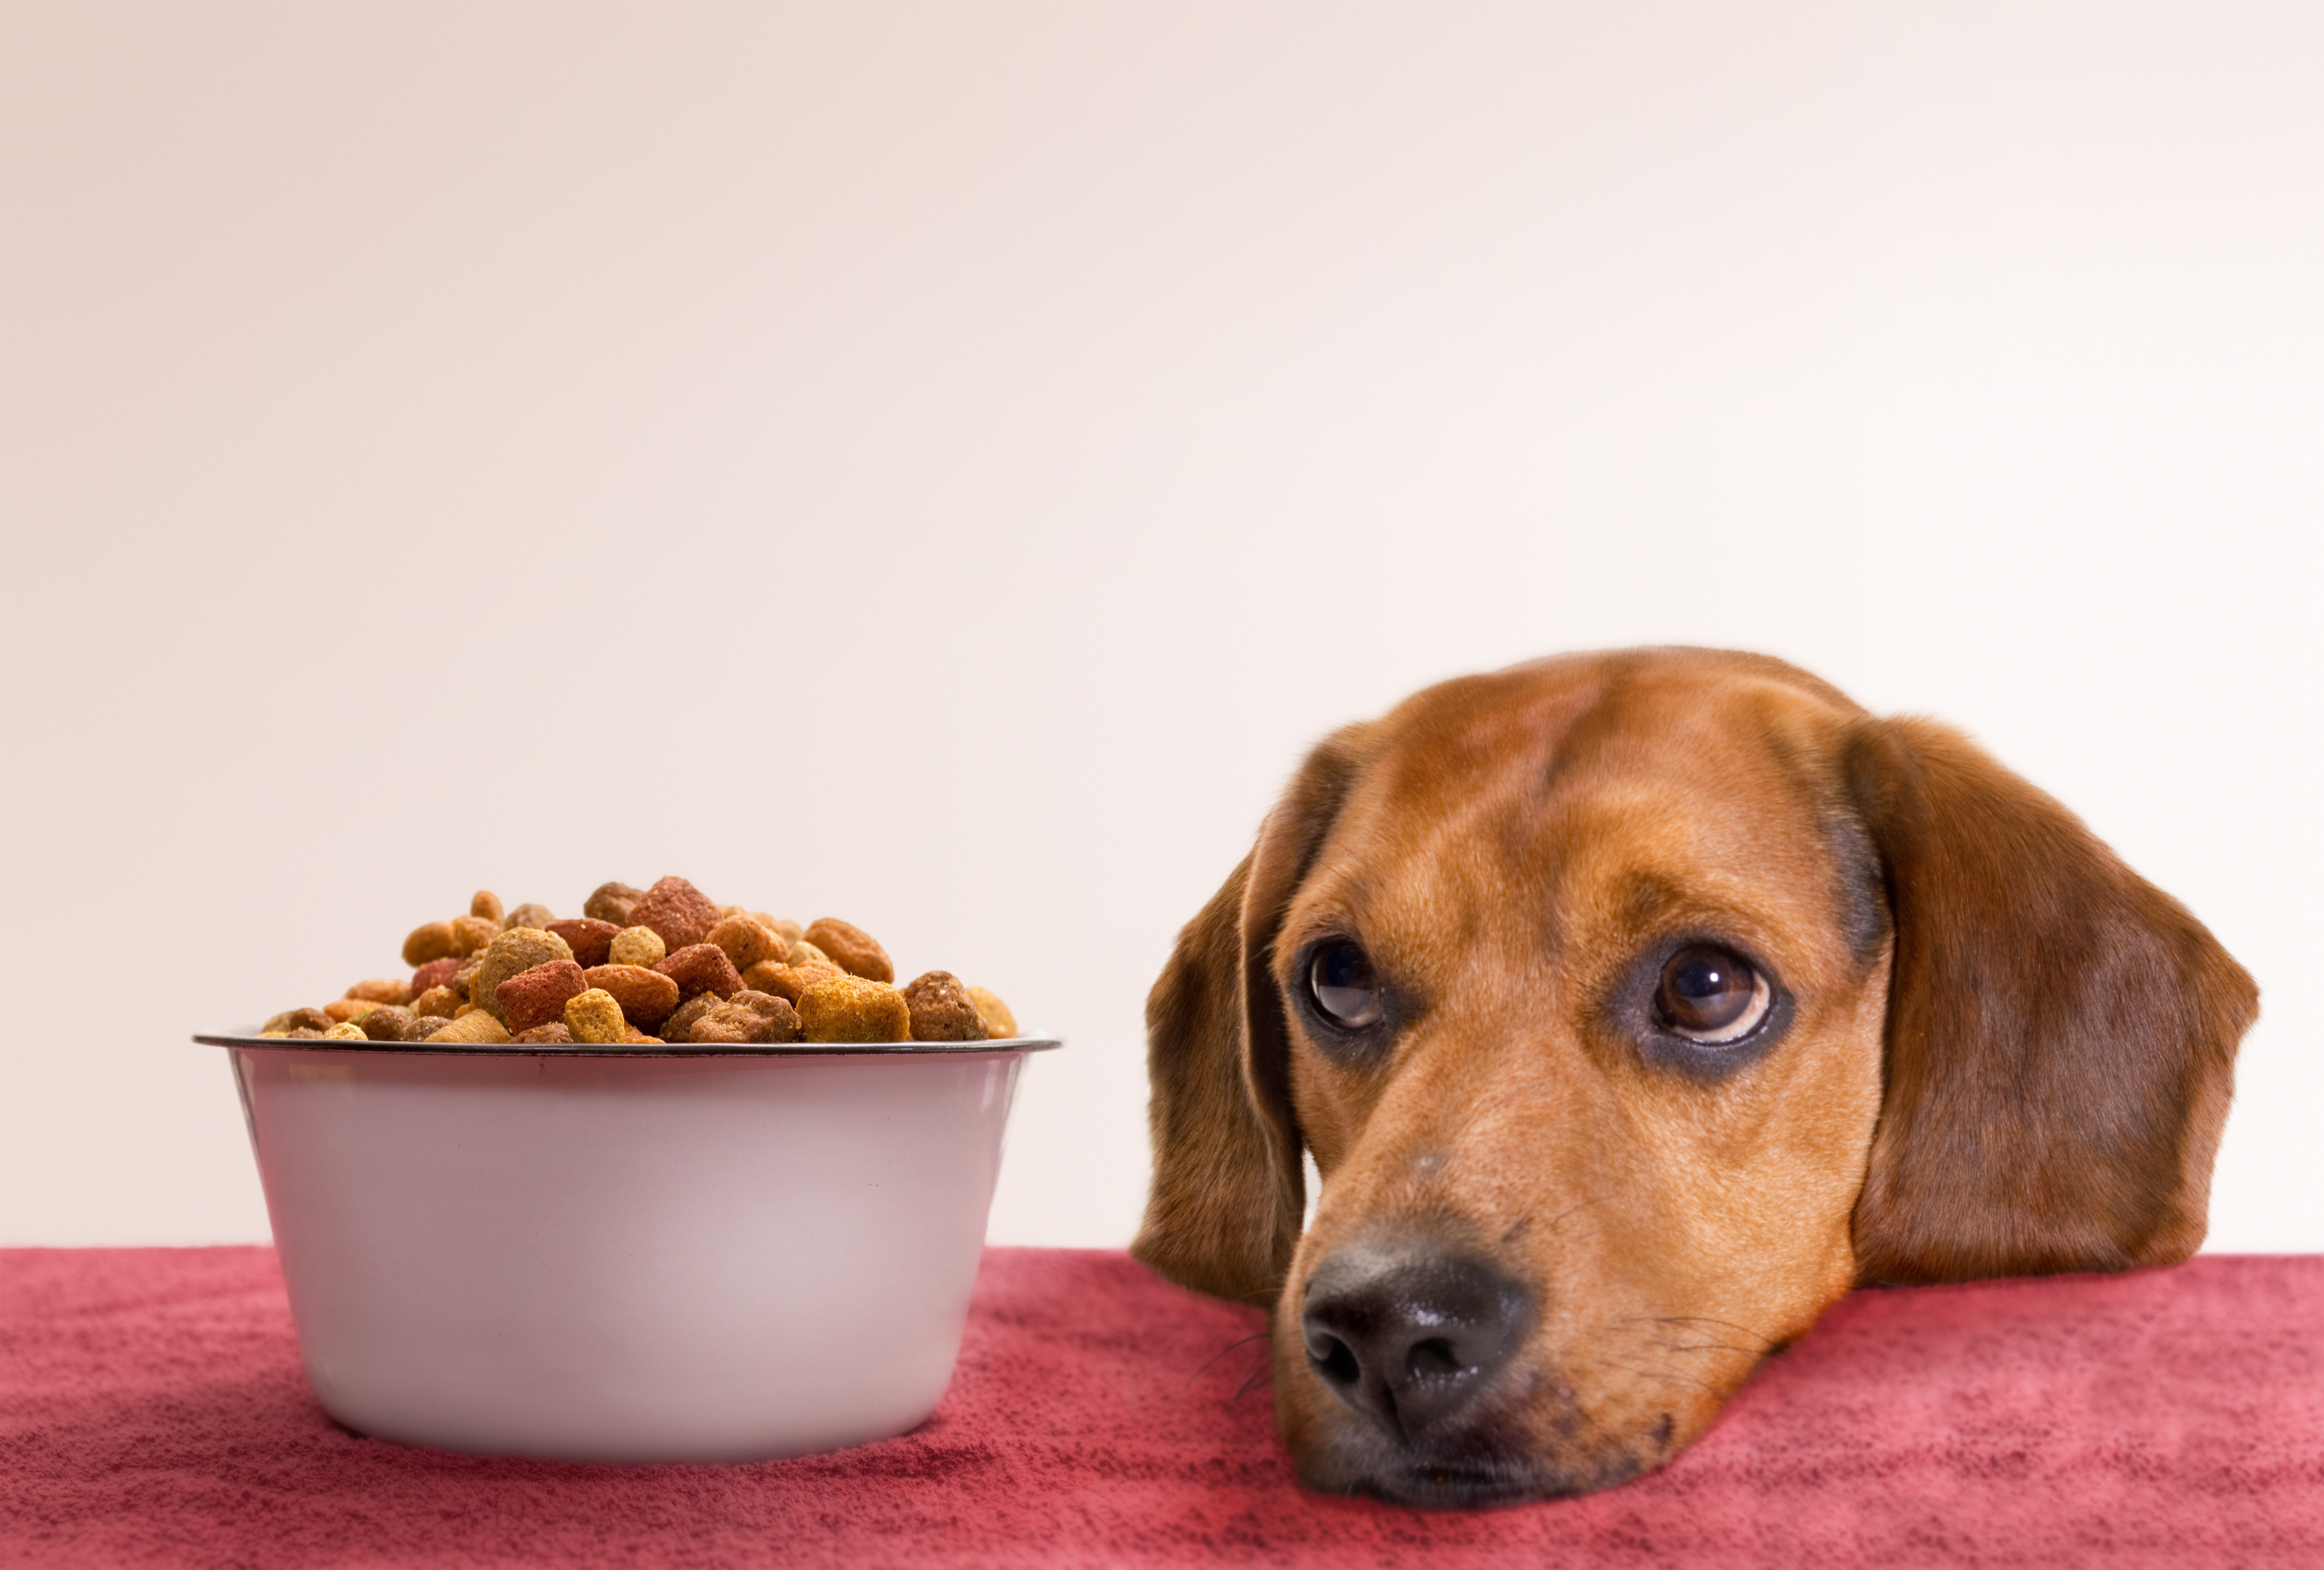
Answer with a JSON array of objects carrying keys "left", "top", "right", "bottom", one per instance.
[{"left": 3, "top": 1248, "right": 2318, "bottom": 1567}]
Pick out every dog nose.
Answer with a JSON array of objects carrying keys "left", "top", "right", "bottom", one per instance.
[{"left": 1299, "top": 1245, "right": 1532, "bottom": 1438}]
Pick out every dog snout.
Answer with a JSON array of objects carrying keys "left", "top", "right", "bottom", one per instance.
[{"left": 1299, "top": 1245, "right": 1532, "bottom": 1440}]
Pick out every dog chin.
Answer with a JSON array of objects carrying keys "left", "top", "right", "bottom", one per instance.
[{"left": 1291, "top": 1416, "right": 1648, "bottom": 1509}]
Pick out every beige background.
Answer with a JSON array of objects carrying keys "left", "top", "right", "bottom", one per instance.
[{"left": 3, "top": 2, "right": 2316, "bottom": 1251}]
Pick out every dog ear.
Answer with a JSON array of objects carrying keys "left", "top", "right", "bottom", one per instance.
[
  {"left": 1132, "top": 729, "right": 1369, "bottom": 1307},
  {"left": 1845, "top": 716, "right": 2258, "bottom": 1285}
]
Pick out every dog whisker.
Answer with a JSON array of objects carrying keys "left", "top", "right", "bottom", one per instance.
[
  {"left": 1182, "top": 1331, "right": 1271, "bottom": 1390},
  {"left": 1592, "top": 1358, "right": 1719, "bottom": 1397}
]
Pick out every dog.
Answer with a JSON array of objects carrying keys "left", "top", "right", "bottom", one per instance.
[{"left": 1133, "top": 647, "right": 2256, "bottom": 1506}]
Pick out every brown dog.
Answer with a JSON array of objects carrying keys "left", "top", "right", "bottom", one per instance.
[{"left": 1134, "top": 648, "right": 2256, "bottom": 1506}]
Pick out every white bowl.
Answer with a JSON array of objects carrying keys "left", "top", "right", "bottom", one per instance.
[{"left": 200, "top": 1030, "right": 1059, "bottom": 1463}]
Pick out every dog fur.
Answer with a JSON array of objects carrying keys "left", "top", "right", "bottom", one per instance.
[{"left": 1134, "top": 648, "right": 2256, "bottom": 1505}]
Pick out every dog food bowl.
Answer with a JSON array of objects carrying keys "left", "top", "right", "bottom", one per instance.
[{"left": 196, "top": 1029, "right": 1060, "bottom": 1463}]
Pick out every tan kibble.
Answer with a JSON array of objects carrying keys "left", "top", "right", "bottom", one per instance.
[
  {"left": 582, "top": 964, "right": 682, "bottom": 1030},
  {"left": 967, "top": 986, "right": 1018, "bottom": 1040},
  {"left": 404, "top": 1016, "right": 451, "bottom": 1043},
  {"left": 796, "top": 974, "right": 911, "bottom": 1043},
  {"left": 402, "top": 922, "right": 457, "bottom": 967},
  {"left": 565, "top": 988, "right": 627, "bottom": 1044},
  {"left": 804, "top": 918, "right": 894, "bottom": 984},
  {"left": 759, "top": 959, "right": 844, "bottom": 1005},
  {"left": 346, "top": 978, "right": 411, "bottom": 1006},
  {"left": 690, "top": 991, "right": 803, "bottom": 1045},
  {"left": 323, "top": 998, "right": 377, "bottom": 1024},
  {"left": 410, "top": 986, "right": 459, "bottom": 1019},
  {"left": 261, "top": 1007, "right": 333, "bottom": 1035},
  {"left": 608, "top": 926, "right": 666, "bottom": 968},
  {"left": 322, "top": 1021, "right": 368, "bottom": 1041},
  {"left": 449, "top": 915, "right": 501, "bottom": 957},
  {"left": 469, "top": 927, "right": 576, "bottom": 1024},
  {"left": 788, "top": 940, "right": 832, "bottom": 967},
  {"left": 757, "top": 915, "right": 804, "bottom": 943},
  {"left": 505, "top": 903, "right": 556, "bottom": 931},
  {"left": 584, "top": 881, "right": 645, "bottom": 926},
  {"left": 706, "top": 915, "right": 780, "bottom": 972},
  {"left": 471, "top": 891, "right": 504, "bottom": 922},
  {"left": 740, "top": 959, "right": 788, "bottom": 994},
  {"left": 430, "top": 1010, "right": 513, "bottom": 1046}
]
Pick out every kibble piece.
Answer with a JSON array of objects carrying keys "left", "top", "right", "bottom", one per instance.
[
  {"left": 740, "top": 958, "right": 789, "bottom": 994},
  {"left": 496, "top": 960, "right": 589, "bottom": 1034},
  {"left": 410, "top": 985, "right": 460, "bottom": 1018},
  {"left": 546, "top": 918, "right": 620, "bottom": 968},
  {"left": 404, "top": 1015, "right": 451, "bottom": 1043},
  {"left": 346, "top": 977, "right": 412, "bottom": 1006},
  {"left": 901, "top": 971, "right": 990, "bottom": 1043},
  {"left": 608, "top": 925, "right": 666, "bottom": 968},
  {"left": 469, "top": 928, "right": 577, "bottom": 1024},
  {"left": 804, "top": 918, "right": 893, "bottom": 983},
  {"left": 659, "top": 991, "right": 723, "bottom": 1045},
  {"left": 410, "top": 957, "right": 464, "bottom": 997},
  {"left": 759, "top": 960, "right": 844, "bottom": 1005},
  {"left": 621, "top": 1026, "right": 658, "bottom": 1044},
  {"left": 322, "top": 1021, "right": 368, "bottom": 1041},
  {"left": 451, "top": 957, "right": 485, "bottom": 1000},
  {"left": 359, "top": 1005, "right": 417, "bottom": 1042},
  {"left": 565, "top": 988, "right": 627, "bottom": 1044},
  {"left": 261, "top": 1007, "right": 334, "bottom": 1036},
  {"left": 630, "top": 876, "right": 720, "bottom": 950},
  {"left": 402, "top": 922, "right": 458, "bottom": 967},
  {"left": 513, "top": 1022, "right": 575, "bottom": 1045},
  {"left": 706, "top": 915, "right": 780, "bottom": 972},
  {"left": 656, "top": 943, "right": 744, "bottom": 1001},
  {"left": 690, "top": 991, "right": 803, "bottom": 1045},
  {"left": 449, "top": 915, "right": 501, "bottom": 957},
  {"left": 430, "top": 1010, "right": 513, "bottom": 1046},
  {"left": 505, "top": 903, "right": 556, "bottom": 931},
  {"left": 757, "top": 915, "right": 804, "bottom": 944},
  {"left": 788, "top": 940, "right": 832, "bottom": 967},
  {"left": 324, "top": 998, "right": 377, "bottom": 1024},
  {"left": 584, "top": 881, "right": 646, "bottom": 926},
  {"left": 471, "top": 891, "right": 505, "bottom": 922},
  {"left": 797, "top": 975, "right": 911, "bottom": 1043},
  {"left": 967, "top": 986, "right": 1018, "bottom": 1040},
  {"left": 582, "top": 964, "right": 681, "bottom": 1030},
  {"left": 282, "top": 1026, "right": 327, "bottom": 1039}
]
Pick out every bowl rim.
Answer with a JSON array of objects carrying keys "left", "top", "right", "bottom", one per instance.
[{"left": 194, "top": 1030, "right": 1063, "bottom": 1059}]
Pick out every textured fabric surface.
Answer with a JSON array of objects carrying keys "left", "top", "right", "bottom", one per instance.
[{"left": 2, "top": 1247, "right": 2318, "bottom": 1568}]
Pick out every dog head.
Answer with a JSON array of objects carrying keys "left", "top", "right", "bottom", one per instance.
[{"left": 1134, "top": 648, "right": 2256, "bottom": 1505}]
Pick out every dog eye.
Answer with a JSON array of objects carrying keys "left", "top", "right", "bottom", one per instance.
[
  {"left": 1655, "top": 946, "right": 1769, "bottom": 1044},
  {"left": 1308, "top": 940, "right": 1383, "bottom": 1029}
]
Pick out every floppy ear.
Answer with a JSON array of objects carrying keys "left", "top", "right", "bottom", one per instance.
[
  {"left": 1131, "top": 730, "right": 1368, "bottom": 1307},
  {"left": 1846, "top": 717, "right": 2259, "bottom": 1285}
]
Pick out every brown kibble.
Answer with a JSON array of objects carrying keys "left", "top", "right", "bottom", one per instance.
[
  {"left": 405, "top": 1015, "right": 451, "bottom": 1043},
  {"left": 506, "top": 903, "right": 556, "bottom": 931},
  {"left": 757, "top": 915, "right": 804, "bottom": 943},
  {"left": 451, "top": 957, "right": 485, "bottom": 1000},
  {"left": 410, "top": 985, "right": 460, "bottom": 1019},
  {"left": 740, "top": 958, "right": 788, "bottom": 994},
  {"left": 584, "top": 881, "right": 645, "bottom": 926},
  {"left": 967, "top": 986, "right": 1018, "bottom": 1040},
  {"left": 430, "top": 1010, "right": 513, "bottom": 1045},
  {"left": 706, "top": 915, "right": 780, "bottom": 972},
  {"left": 513, "top": 1022, "right": 575, "bottom": 1045},
  {"left": 630, "top": 876, "right": 720, "bottom": 950},
  {"left": 261, "top": 1007, "right": 333, "bottom": 1036},
  {"left": 359, "top": 1005, "right": 416, "bottom": 1042},
  {"left": 804, "top": 919, "right": 893, "bottom": 983},
  {"left": 323, "top": 998, "right": 377, "bottom": 1024},
  {"left": 471, "top": 891, "right": 505, "bottom": 922},
  {"left": 410, "top": 957, "right": 463, "bottom": 997},
  {"left": 449, "top": 915, "right": 501, "bottom": 957},
  {"left": 582, "top": 964, "right": 682, "bottom": 1029},
  {"left": 496, "top": 960, "right": 589, "bottom": 1034},
  {"left": 689, "top": 990, "right": 803, "bottom": 1045},
  {"left": 546, "top": 918, "right": 621, "bottom": 968},
  {"left": 469, "top": 928, "right": 576, "bottom": 1024},
  {"left": 901, "top": 971, "right": 990, "bottom": 1043},
  {"left": 565, "top": 988, "right": 627, "bottom": 1044},
  {"left": 453, "top": 1001, "right": 480, "bottom": 1018},
  {"left": 797, "top": 974, "right": 911, "bottom": 1043},
  {"left": 402, "top": 921, "right": 457, "bottom": 967},
  {"left": 282, "top": 1026, "right": 327, "bottom": 1039},
  {"left": 787, "top": 939, "right": 831, "bottom": 967},
  {"left": 322, "top": 1021, "right": 368, "bottom": 1041},
  {"left": 758, "top": 959, "right": 844, "bottom": 1005},
  {"left": 622, "top": 1026, "right": 658, "bottom": 1044},
  {"left": 656, "top": 943, "right": 744, "bottom": 1001},
  {"left": 608, "top": 926, "right": 666, "bottom": 968},
  {"left": 659, "top": 991, "right": 723, "bottom": 1045},
  {"left": 346, "top": 977, "right": 412, "bottom": 1006}
]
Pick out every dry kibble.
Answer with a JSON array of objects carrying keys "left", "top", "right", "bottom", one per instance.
[
  {"left": 759, "top": 960, "right": 844, "bottom": 1005},
  {"left": 512, "top": 1022, "right": 575, "bottom": 1045},
  {"left": 659, "top": 991, "right": 723, "bottom": 1045},
  {"left": 471, "top": 891, "right": 505, "bottom": 922},
  {"left": 630, "top": 876, "right": 720, "bottom": 950},
  {"left": 506, "top": 903, "right": 556, "bottom": 931},
  {"left": 346, "top": 978, "right": 412, "bottom": 1006},
  {"left": 656, "top": 943, "right": 744, "bottom": 1001},
  {"left": 410, "top": 986, "right": 459, "bottom": 1019},
  {"left": 496, "top": 960, "right": 589, "bottom": 1034},
  {"left": 430, "top": 1010, "right": 513, "bottom": 1046},
  {"left": 451, "top": 958, "right": 485, "bottom": 1000},
  {"left": 582, "top": 964, "right": 682, "bottom": 1030},
  {"left": 469, "top": 928, "right": 576, "bottom": 1024},
  {"left": 608, "top": 926, "right": 666, "bottom": 968},
  {"left": 282, "top": 1026, "right": 327, "bottom": 1039},
  {"left": 757, "top": 915, "right": 804, "bottom": 944},
  {"left": 584, "top": 881, "right": 645, "bottom": 926},
  {"left": 402, "top": 922, "right": 457, "bottom": 967},
  {"left": 323, "top": 998, "right": 377, "bottom": 1024},
  {"left": 689, "top": 991, "right": 802, "bottom": 1045},
  {"left": 622, "top": 1026, "right": 658, "bottom": 1044},
  {"left": 322, "top": 1021, "right": 368, "bottom": 1041},
  {"left": 449, "top": 915, "right": 501, "bottom": 957},
  {"left": 706, "top": 915, "right": 780, "bottom": 972},
  {"left": 804, "top": 919, "right": 893, "bottom": 983},
  {"left": 546, "top": 918, "right": 620, "bottom": 968},
  {"left": 901, "top": 971, "right": 989, "bottom": 1043},
  {"left": 739, "top": 958, "right": 788, "bottom": 994},
  {"left": 261, "top": 1007, "right": 333, "bottom": 1036},
  {"left": 410, "top": 957, "right": 464, "bottom": 997},
  {"left": 404, "top": 1015, "right": 451, "bottom": 1043},
  {"left": 565, "top": 988, "right": 627, "bottom": 1044},
  {"left": 453, "top": 1001, "right": 480, "bottom": 1018},
  {"left": 359, "top": 1005, "right": 416, "bottom": 1042},
  {"left": 967, "top": 986, "right": 1018, "bottom": 1040},
  {"left": 788, "top": 940, "right": 832, "bottom": 967},
  {"left": 798, "top": 975, "right": 911, "bottom": 1043}
]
